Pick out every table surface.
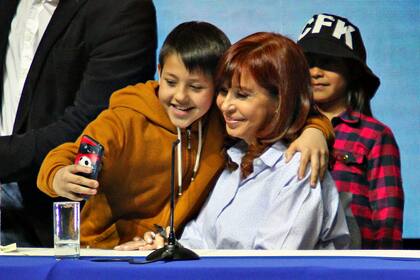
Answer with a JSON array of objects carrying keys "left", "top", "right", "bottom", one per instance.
[{"left": 1, "top": 248, "right": 420, "bottom": 280}]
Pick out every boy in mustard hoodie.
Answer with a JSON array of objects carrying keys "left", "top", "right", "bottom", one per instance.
[{"left": 37, "top": 22, "right": 333, "bottom": 249}]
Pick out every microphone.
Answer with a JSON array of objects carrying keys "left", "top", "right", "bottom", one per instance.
[{"left": 145, "top": 139, "right": 199, "bottom": 262}]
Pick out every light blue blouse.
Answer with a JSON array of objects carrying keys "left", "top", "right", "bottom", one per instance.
[{"left": 180, "top": 141, "right": 350, "bottom": 249}]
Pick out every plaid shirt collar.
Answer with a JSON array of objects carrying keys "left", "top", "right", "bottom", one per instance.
[{"left": 331, "top": 109, "right": 361, "bottom": 127}]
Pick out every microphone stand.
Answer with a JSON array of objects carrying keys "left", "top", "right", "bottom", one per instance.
[{"left": 146, "top": 139, "right": 199, "bottom": 261}]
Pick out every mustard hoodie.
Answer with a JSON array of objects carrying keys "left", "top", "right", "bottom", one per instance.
[{"left": 37, "top": 81, "right": 226, "bottom": 248}]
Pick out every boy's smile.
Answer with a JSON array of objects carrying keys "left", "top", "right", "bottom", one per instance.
[
  {"left": 158, "top": 54, "right": 214, "bottom": 129},
  {"left": 171, "top": 104, "right": 194, "bottom": 117}
]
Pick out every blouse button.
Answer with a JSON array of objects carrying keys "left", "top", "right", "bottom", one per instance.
[{"left": 343, "top": 154, "right": 349, "bottom": 161}]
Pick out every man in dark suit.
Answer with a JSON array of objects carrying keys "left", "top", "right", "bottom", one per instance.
[{"left": 0, "top": 0, "right": 157, "bottom": 247}]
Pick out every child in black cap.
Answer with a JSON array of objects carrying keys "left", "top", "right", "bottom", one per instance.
[{"left": 298, "top": 13, "right": 403, "bottom": 249}]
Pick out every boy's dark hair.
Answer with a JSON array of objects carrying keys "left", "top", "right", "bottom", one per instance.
[{"left": 159, "top": 21, "right": 231, "bottom": 77}]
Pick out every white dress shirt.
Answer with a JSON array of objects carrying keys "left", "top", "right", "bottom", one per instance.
[
  {"left": 180, "top": 141, "right": 350, "bottom": 249},
  {"left": 1, "top": 0, "right": 59, "bottom": 136}
]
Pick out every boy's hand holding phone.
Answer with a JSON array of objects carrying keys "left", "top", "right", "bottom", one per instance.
[
  {"left": 52, "top": 135, "right": 104, "bottom": 201},
  {"left": 53, "top": 165, "right": 99, "bottom": 201}
]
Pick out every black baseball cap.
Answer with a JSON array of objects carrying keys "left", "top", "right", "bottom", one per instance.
[{"left": 297, "top": 13, "right": 380, "bottom": 99}]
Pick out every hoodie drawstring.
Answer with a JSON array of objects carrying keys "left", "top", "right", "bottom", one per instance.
[
  {"left": 176, "top": 120, "right": 203, "bottom": 196},
  {"left": 176, "top": 127, "right": 183, "bottom": 196},
  {"left": 191, "top": 120, "right": 202, "bottom": 182}
]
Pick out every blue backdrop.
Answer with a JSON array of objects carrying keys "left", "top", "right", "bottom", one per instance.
[{"left": 154, "top": 0, "right": 420, "bottom": 238}]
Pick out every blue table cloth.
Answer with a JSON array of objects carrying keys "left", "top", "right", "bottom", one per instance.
[{"left": 1, "top": 255, "right": 419, "bottom": 280}]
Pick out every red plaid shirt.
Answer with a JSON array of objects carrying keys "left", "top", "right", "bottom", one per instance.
[{"left": 330, "top": 109, "right": 403, "bottom": 249}]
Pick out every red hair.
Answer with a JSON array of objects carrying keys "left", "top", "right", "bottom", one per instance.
[{"left": 216, "top": 32, "right": 315, "bottom": 178}]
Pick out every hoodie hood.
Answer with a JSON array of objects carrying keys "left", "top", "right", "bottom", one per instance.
[{"left": 108, "top": 80, "right": 177, "bottom": 133}]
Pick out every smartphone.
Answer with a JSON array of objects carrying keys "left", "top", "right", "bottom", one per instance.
[{"left": 74, "top": 135, "right": 104, "bottom": 180}]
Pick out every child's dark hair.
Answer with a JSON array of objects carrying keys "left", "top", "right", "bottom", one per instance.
[
  {"left": 159, "top": 21, "right": 231, "bottom": 77},
  {"left": 345, "top": 58, "right": 373, "bottom": 116}
]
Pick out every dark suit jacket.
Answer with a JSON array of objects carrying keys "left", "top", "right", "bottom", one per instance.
[{"left": 0, "top": 0, "right": 157, "bottom": 246}]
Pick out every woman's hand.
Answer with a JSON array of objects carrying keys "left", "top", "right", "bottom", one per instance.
[
  {"left": 114, "top": 231, "right": 166, "bottom": 251},
  {"left": 52, "top": 165, "right": 99, "bottom": 201},
  {"left": 285, "top": 128, "right": 329, "bottom": 187}
]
